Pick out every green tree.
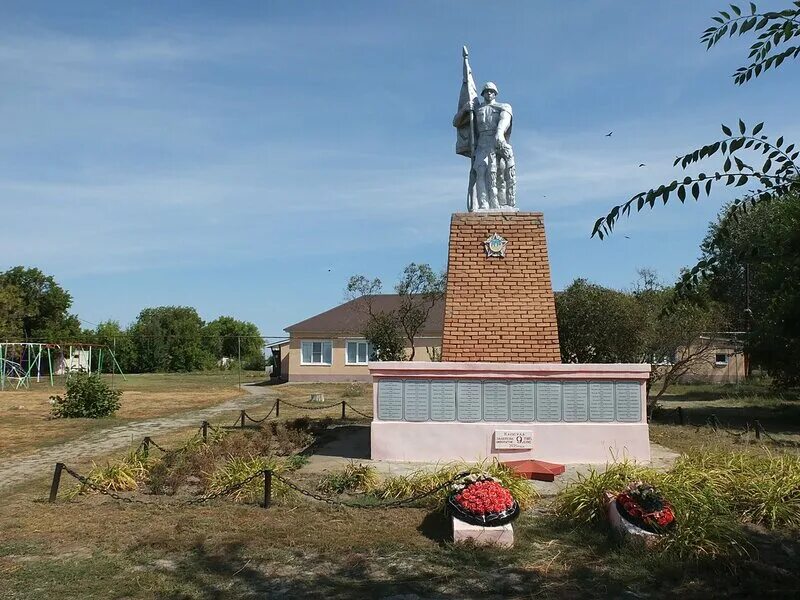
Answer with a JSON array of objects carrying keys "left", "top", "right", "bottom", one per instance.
[
  {"left": 592, "top": 2, "right": 800, "bottom": 292},
  {"left": 362, "top": 312, "right": 406, "bottom": 361},
  {"left": 0, "top": 266, "right": 78, "bottom": 340},
  {"left": 0, "top": 283, "right": 24, "bottom": 339},
  {"left": 394, "top": 263, "right": 446, "bottom": 360},
  {"left": 202, "top": 316, "right": 264, "bottom": 370},
  {"left": 702, "top": 195, "right": 800, "bottom": 384},
  {"left": 556, "top": 275, "right": 727, "bottom": 408},
  {"left": 556, "top": 279, "right": 645, "bottom": 363},
  {"left": 346, "top": 263, "right": 445, "bottom": 360},
  {"left": 632, "top": 271, "right": 728, "bottom": 406},
  {"left": 128, "top": 306, "right": 210, "bottom": 372},
  {"left": 93, "top": 320, "right": 136, "bottom": 373}
]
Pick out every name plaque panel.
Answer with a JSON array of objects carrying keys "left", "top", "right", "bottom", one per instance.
[
  {"left": 510, "top": 382, "right": 535, "bottom": 422},
  {"left": 376, "top": 377, "right": 646, "bottom": 423},
  {"left": 404, "top": 381, "right": 430, "bottom": 421},
  {"left": 457, "top": 381, "right": 482, "bottom": 422},
  {"left": 430, "top": 381, "right": 457, "bottom": 421},
  {"left": 615, "top": 382, "right": 642, "bottom": 422},
  {"left": 483, "top": 382, "right": 510, "bottom": 422},
  {"left": 377, "top": 380, "right": 403, "bottom": 421},
  {"left": 536, "top": 382, "right": 562, "bottom": 422},
  {"left": 589, "top": 382, "right": 615, "bottom": 422},
  {"left": 495, "top": 430, "right": 533, "bottom": 449},
  {"left": 562, "top": 382, "right": 589, "bottom": 422}
]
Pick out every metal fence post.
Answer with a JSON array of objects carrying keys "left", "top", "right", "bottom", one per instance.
[
  {"left": 677, "top": 406, "right": 685, "bottom": 425},
  {"left": 49, "top": 462, "right": 65, "bottom": 502},
  {"left": 142, "top": 437, "right": 151, "bottom": 458},
  {"left": 202, "top": 421, "right": 208, "bottom": 442},
  {"left": 341, "top": 401, "right": 346, "bottom": 419},
  {"left": 240, "top": 410, "right": 246, "bottom": 429},
  {"left": 755, "top": 420, "right": 762, "bottom": 440},
  {"left": 275, "top": 399, "right": 280, "bottom": 418},
  {"left": 263, "top": 469, "right": 272, "bottom": 508}
]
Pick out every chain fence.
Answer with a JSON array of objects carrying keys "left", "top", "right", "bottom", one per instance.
[
  {"left": 272, "top": 470, "right": 471, "bottom": 509},
  {"left": 658, "top": 406, "right": 800, "bottom": 448},
  {"left": 59, "top": 463, "right": 266, "bottom": 506},
  {"left": 51, "top": 461, "right": 470, "bottom": 511}
]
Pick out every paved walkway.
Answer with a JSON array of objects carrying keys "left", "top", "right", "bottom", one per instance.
[{"left": 0, "top": 384, "right": 275, "bottom": 492}]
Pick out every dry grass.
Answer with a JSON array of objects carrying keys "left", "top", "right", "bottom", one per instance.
[
  {"left": 2, "top": 469, "right": 799, "bottom": 599},
  {"left": 1, "top": 381, "right": 799, "bottom": 596},
  {"left": 0, "top": 372, "right": 250, "bottom": 458}
]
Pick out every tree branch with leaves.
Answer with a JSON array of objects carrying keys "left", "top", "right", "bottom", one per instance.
[{"left": 592, "top": 1, "right": 800, "bottom": 293}]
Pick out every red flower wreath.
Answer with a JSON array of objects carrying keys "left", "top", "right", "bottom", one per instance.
[
  {"left": 615, "top": 481, "right": 675, "bottom": 532},
  {"left": 447, "top": 474, "right": 520, "bottom": 527},
  {"left": 453, "top": 480, "right": 515, "bottom": 516}
]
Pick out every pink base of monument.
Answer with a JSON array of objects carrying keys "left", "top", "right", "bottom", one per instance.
[
  {"left": 371, "top": 421, "right": 650, "bottom": 464},
  {"left": 369, "top": 361, "right": 652, "bottom": 465}
]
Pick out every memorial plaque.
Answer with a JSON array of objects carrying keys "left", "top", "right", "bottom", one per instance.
[
  {"left": 377, "top": 380, "right": 403, "bottom": 421},
  {"left": 430, "top": 381, "right": 457, "bottom": 421},
  {"left": 483, "top": 381, "right": 509, "bottom": 422},
  {"left": 589, "top": 381, "right": 615, "bottom": 422},
  {"left": 615, "top": 382, "right": 642, "bottom": 422},
  {"left": 536, "top": 382, "right": 562, "bottom": 422},
  {"left": 562, "top": 382, "right": 589, "bottom": 422},
  {"left": 495, "top": 430, "right": 533, "bottom": 449},
  {"left": 404, "top": 380, "right": 430, "bottom": 421},
  {"left": 457, "top": 380, "right": 482, "bottom": 422},
  {"left": 510, "top": 382, "right": 535, "bottom": 422}
]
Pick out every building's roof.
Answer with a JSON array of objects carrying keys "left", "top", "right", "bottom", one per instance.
[{"left": 284, "top": 294, "right": 444, "bottom": 336}]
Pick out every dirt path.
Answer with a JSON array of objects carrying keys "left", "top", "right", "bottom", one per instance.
[{"left": 0, "top": 384, "right": 275, "bottom": 492}]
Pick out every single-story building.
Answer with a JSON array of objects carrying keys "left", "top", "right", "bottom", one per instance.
[
  {"left": 675, "top": 334, "right": 746, "bottom": 385},
  {"left": 280, "top": 295, "right": 443, "bottom": 383}
]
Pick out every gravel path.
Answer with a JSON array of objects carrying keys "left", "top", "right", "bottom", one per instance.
[{"left": 0, "top": 384, "right": 275, "bottom": 492}]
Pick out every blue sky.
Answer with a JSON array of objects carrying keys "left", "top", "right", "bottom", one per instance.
[{"left": 1, "top": 1, "right": 797, "bottom": 338}]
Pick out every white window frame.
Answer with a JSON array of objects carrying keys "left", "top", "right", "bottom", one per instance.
[
  {"left": 345, "top": 339, "right": 372, "bottom": 365},
  {"left": 714, "top": 353, "right": 729, "bottom": 366},
  {"left": 300, "top": 340, "right": 332, "bottom": 366}
]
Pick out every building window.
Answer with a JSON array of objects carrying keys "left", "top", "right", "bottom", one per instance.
[
  {"left": 346, "top": 340, "right": 372, "bottom": 365},
  {"left": 301, "top": 341, "right": 332, "bottom": 365},
  {"left": 715, "top": 353, "right": 729, "bottom": 366}
]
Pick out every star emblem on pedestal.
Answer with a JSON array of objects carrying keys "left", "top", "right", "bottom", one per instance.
[{"left": 484, "top": 233, "right": 508, "bottom": 258}]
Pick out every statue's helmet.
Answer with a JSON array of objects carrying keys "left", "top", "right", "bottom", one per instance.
[{"left": 481, "top": 81, "right": 499, "bottom": 95}]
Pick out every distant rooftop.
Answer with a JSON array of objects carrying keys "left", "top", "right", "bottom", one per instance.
[{"left": 284, "top": 294, "right": 444, "bottom": 336}]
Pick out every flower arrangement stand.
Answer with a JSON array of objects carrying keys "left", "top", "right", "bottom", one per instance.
[
  {"left": 452, "top": 518, "right": 514, "bottom": 548},
  {"left": 604, "top": 492, "right": 661, "bottom": 548}
]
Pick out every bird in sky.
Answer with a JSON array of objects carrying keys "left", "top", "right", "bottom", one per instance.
[
  {"left": 605, "top": 131, "right": 613, "bottom": 137},
  {"left": 638, "top": 163, "right": 646, "bottom": 167}
]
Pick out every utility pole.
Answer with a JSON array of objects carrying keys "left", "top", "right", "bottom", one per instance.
[{"left": 744, "top": 263, "right": 752, "bottom": 379}]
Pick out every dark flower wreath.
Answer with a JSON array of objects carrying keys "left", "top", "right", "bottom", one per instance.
[
  {"left": 446, "top": 473, "right": 520, "bottom": 527},
  {"left": 615, "top": 481, "right": 675, "bottom": 533}
]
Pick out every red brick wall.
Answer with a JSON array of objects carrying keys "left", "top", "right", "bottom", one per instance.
[{"left": 441, "top": 212, "right": 561, "bottom": 363}]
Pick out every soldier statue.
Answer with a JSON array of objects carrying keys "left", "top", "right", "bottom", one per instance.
[{"left": 453, "top": 48, "right": 517, "bottom": 212}]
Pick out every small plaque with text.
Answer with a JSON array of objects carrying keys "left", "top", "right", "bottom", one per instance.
[{"left": 494, "top": 430, "right": 533, "bottom": 450}]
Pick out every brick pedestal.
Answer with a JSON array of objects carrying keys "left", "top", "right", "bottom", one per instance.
[{"left": 441, "top": 212, "right": 561, "bottom": 362}]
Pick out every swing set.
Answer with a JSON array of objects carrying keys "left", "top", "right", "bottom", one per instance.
[{"left": 0, "top": 342, "right": 126, "bottom": 391}]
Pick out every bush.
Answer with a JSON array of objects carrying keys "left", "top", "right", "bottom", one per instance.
[
  {"left": 318, "top": 462, "right": 380, "bottom": 494},
  {"left": 50, "top": 373, "right": 122, "bottom": 418}
]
